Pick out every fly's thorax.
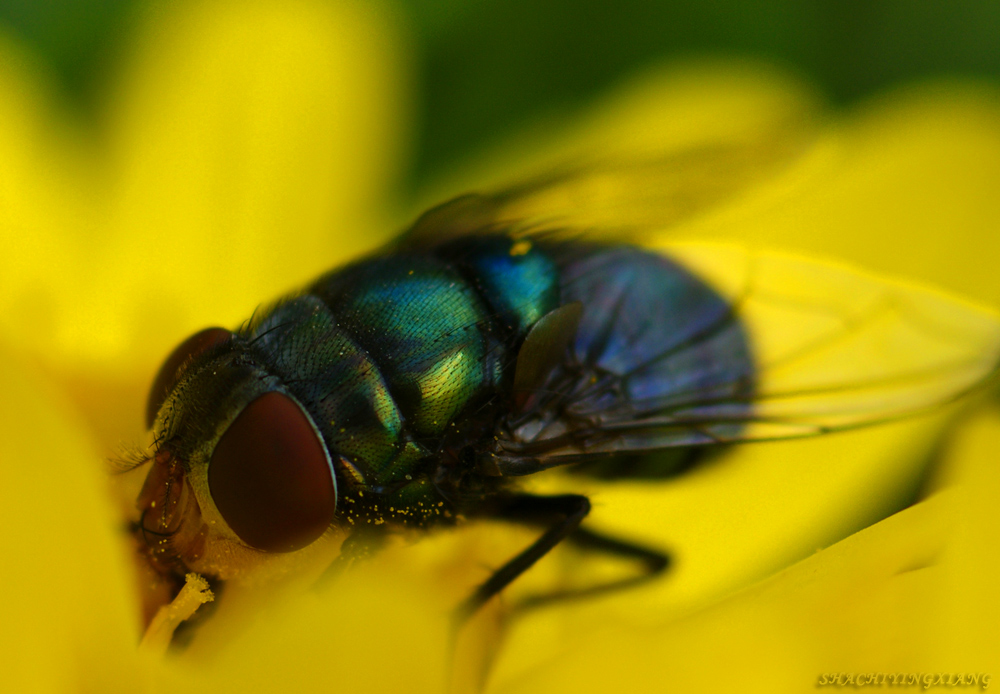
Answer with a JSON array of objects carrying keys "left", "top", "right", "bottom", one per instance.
[
  {"left": 244, "top": 238, "right": 564, "bottom": 526},
  {"left": 300, "top": 235, "right": 563, "bottom": 433},
  {"left": 309, "top": 255, "right": 506, "bottom": 438},
  {"left": 431, "top": 235, "right": 561, "bottom": 336},
  {"left": 244, "top": 294, "right": 428, "bottom": 491}
]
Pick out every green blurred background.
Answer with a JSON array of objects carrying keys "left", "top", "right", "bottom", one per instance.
[{"left": 2, "top": 0, "right": 998, "bottom": 190}]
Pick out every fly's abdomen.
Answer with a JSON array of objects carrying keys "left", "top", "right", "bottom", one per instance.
[
  {"left": 557, "top": 245, "right": 753, "bottom": 413},
  {"left": 499, "top": 243, "right": 756, "bottom": 468}
]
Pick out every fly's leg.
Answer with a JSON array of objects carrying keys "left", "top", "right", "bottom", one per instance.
[
  {"left": 519, "top": 525, "right": 669, "bottom": 610},
  {"left": 448, "top": 494, "right": 592, "bottom": 692},
  {"left": 315, "top": 525, "right": 390, "bottom": 587},
  {"left": 455, "top": 494, "right": 591, "bottom": 625},
  {"left": 446, "top": 494, "right": 667, "bottom": 691},
  {"left": 455, "top": 493, "right": 669, "bottom": 625}
]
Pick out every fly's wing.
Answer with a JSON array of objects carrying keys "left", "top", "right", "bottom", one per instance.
[
  {"left": 393, "top": 134, "right": 998, "bottom": 473},
  {"left": 400, "top": 136, "right": 811, "bottom": 248},
  {"left": 490, "top": 243, "right": 1000, "bottom": 474}
]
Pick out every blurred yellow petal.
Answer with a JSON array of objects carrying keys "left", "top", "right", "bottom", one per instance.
[
  {"left": 150, "top": 554, "right": 453, "bottom": 693},
  {"left": 0, "top": 0, "right": 410, "bottom": 375},
  {"left": 2, "top": 3, "right": 997, "bottom": 689},
  {"left": 930, "top": 401, "right": 1000, "bottom": 669},
  {"left": 490, "top": 403, "right": 1000, "bottom": 694},
  {"left": 105, "top": 0, "right": 410, "bottom": 367},
  {"left": 0, "top": 340, "right": 143, "bottom": 692},
  {"left": 673, "top": 81, "right": 1000, "bottom": 304},
  {"left": 489, "top": 418, "right": 953, "bottom": 686},
  {"left": 0, "top": 35, "right": 96, "bottom": 363}
]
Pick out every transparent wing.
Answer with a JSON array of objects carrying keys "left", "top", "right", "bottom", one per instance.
[
  {"left": 401, "top": 136, "right": 812, "bottom": 248},
  {"left": 678, "top": 244, "right": 1000, "bottom": 432},
  {"left": 494, "top": 243, "right": 1000, "bottom": 470}
]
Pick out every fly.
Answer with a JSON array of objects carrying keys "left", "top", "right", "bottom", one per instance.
[{"left": 130, "top": 159, "right": 1000, "bottom": 644}]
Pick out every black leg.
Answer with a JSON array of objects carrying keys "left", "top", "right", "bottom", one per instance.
[
  {"left": 315, "top": 525, "right": 389, "bottom": 587},
  {"left": 454, "top": 494, "right": 591, "bottom": 625},
  {"left": 518, "top": 524, "right": 669, "bottom": 610},
  {"left": 455, "top": 493, "right": 670, "bottom": 625}
]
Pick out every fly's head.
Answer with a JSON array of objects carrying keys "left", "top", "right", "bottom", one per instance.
[{"left": 135, "top": 328, "right": 343, "bottom": 621}]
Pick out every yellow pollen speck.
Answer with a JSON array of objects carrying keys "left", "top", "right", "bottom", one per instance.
[{"left": 510, "top": 240, "right": 532, "bottom": 256}]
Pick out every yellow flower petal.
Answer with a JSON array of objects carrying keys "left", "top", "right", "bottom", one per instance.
[
  {"left": 488, "top": 492, "right": 959, "bottom": 694},
  {"left": 152, "top": 558, "right": 452, "bottom": 693},
  {"left": 673, "top": 81, "right": 1000, "bottom": 304},
  {"left": 0, "top": 0, "right": 410, "bottom": 374},
  {"left": 105, "top": 0, "right": 410, "bottom": 364},
  {"left": 0, "top": 33, "right": 94, "bottom": 364},
  {"left": 4, "top": 4, "right": 997, "bottom": 689},
  {"left": 491, "top": 397, "right": 1000, "bottom": 693},
  {"left": 0, "top": 341, "right": 143, "bottom": 692},
  {"left": 931, "top": 402, "right": 1000, "bottom": 669}
]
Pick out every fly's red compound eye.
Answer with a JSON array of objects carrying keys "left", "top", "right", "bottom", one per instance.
[
  {"left": 208, "top": 392, "right": 337, "bottom": 553},
  {"left": 146, "top": 327, "right": 233, "bottom": 428}
]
